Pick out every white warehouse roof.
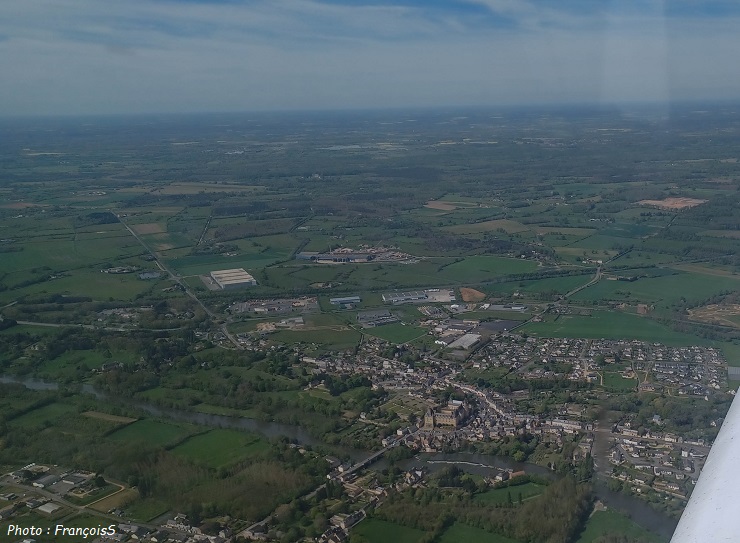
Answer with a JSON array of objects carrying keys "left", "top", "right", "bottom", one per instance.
[{"left": 210, "top": 268, "right": 257, "bottom": 289}]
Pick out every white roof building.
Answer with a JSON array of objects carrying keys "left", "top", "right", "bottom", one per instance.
[{"left": 210, "top": 268, "right": 257, "bottom": 289}]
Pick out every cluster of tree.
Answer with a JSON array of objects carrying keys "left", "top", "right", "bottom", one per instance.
[
  {"left": 318, "top": 373, "right": 372, "bottom": 396},
  {"left": 189, "top": 243, "right": 239, "bottom": 256},
  {"left": 0, "top": 318, "right": 17, "bottom": 331},
  {"left": 74, "top": 211, "right": 118, "bottom": 227}
]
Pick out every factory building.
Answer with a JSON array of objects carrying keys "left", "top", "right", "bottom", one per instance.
[
  {"left": 210, "top": 268, "right": 257, "bottom": 289},
  {"left": 330, "top": 296, "right": 361, "bottom": 305},
  {"left": 447, "top": 333, "right": 482, "bottom": 350},
  {"left": 297, "top": 251, "right": 374, "bottom": 263},
  {"left": 356, "top": 309, "right": 398, "bottom": 327},
  {"left": 382, "top": 291, "right": 428, "bottom": 305}
]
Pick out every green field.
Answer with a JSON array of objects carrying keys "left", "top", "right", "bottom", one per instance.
[
  {"left": 2, "top": 268, "right": 155, "bottom": 302},
  {"left": 39, "top": 349, "right": 140, "bottom": 379},
  {"left": 364, "top": 323, "right": 427, "bottom": 344},
  {"left": 491, "top": 274, "right": 590, "bottom": 296},
  {"left": 522, "top": 311, "right": 704, "bottom": 345},
  {"left": 10, "top": 402, "right": 77, "bottom": 427},
  {"left": 602, "top": 372, "right": 637, "bottom": 391},
  {"left": 720, "top": 342, "right": 740, "bottom": 367},
  {"left": 123, "top": 498, "right": 171, "bottom": 523},
  {"left": 269, "top": 328, "right": 362, "bottom": 351},
  {"left": 438, "top": 256, "right": 539, "bottom": 281},
  {"left": 353, "top": 519, "right": 425, "bottom": 543},
  {"left": 439, "top": 522, "right": 521, "bottom": 543},
  {"left": 572, "top": 272, "right": 740, "bottom": 308},
  {"left": 109, "top": 419, "right": 192, "bottom": 447},
  {"left": 473, "top": 482, "right": 545, "bottom": 505},
  {"left": 171, "top": 429, "right": 269, "bottom": 468},
  {"left": 575, "top": 510, "right": 665, "bottom": 543}
]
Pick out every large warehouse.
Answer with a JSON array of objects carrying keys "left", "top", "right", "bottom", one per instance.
[
  {"left": 210, "top": 268, "right": 257, "bottom": 289},
  {"left": 382, "top": 291, "right": 428, "bottom": 305}
]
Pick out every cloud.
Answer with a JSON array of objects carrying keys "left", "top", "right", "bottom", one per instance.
[{"left": 0, "top": 0, "right": 739, "bottom": 115}]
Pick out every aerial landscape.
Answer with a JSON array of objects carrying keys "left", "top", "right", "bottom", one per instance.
[
  {"left": 2, "top": 1, "right": 740, "bottom": 543},
  {"left": 1, "top": 105, "right": 739, "bottom": 543}
]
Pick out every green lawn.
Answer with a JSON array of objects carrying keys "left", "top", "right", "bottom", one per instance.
[
  {"left": 439, "top": 522, "right": 521, "bottom": 543},
  {"left": 353, "top": 519, "right": 425, "bottom": 543},
  {"left": 575, "top": 510, "right": 664, "bottom": 543}
]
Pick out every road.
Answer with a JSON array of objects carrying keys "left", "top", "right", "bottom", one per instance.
[
  {"left": 1, "top": 479, "right": 188, "bottom": 535},
  {"left": 117, "top": 215, "right": 242, "bottom": 350},
  {"left": 565, "top": 264, "right": 602, "bottom": 298},
  {"left": 12, "top": 320, "right": 185, "bottom": 333}
]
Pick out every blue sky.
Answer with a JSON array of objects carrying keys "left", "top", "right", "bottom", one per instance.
[{"left": 1, "top": 0, "right": 739, "bottom": 115}]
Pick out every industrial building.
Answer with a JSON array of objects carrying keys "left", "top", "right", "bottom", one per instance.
[
  {"left": 382, "top": 291, "right": 428, "bottom": 305},
  {"left": 297, "top": 251, "right": 374, "bottom": 263},
  {"left": 330, "top": 296, "right": 361, "bottom": 305},
  {"left": 210, "top": 268, "right": 257, "bottom": 289},
  {"left": 356, "top": 309, "right": 398, "bottom": 327},
  {"left": 447, "top": 333, "right": 481, "bottom": 350}
]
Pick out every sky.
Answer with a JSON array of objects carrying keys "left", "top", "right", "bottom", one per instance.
[{"left": 1, "top": 0, "right": 740, "bottom": 115}]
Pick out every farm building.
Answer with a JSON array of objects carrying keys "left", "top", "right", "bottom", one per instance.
[
  {"left": 210, "top": 268, "right": 257, "bottom": 289},
  {"left": 38, "top": 502, "right": 62, "bottom": 515},
  {"left": 382, "top": 291, "right": 428, "bottom": 305}
]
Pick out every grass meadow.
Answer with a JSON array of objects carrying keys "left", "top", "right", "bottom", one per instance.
[
  {"left": 353, "top": 519, "right": 425, "bottom": 543},
  {"left": 574, "top": 510, "right": 664, "bottom": 543},
  {"left": 171, "top": 429, "right": 269, "bottom": 468},
  {"left": 522, "top": 311, "right": 706, "bottom": 346}
]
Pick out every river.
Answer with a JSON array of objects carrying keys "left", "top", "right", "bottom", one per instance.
[{"left": 1, "top": 375, "right": 678, "bottom": 538}]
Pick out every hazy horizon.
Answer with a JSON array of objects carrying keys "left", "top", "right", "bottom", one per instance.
[{"left": 3, "top": 1, "right": 740, "bottom": 116}]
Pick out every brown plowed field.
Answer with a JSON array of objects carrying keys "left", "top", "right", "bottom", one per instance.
[{"left": 460, "top": 287, "right": 486, "bottom": 302}]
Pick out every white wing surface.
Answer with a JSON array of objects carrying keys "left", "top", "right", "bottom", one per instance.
[{"left": 670, "top": 389, "right": 740, "bottom": 542}]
